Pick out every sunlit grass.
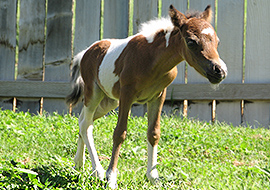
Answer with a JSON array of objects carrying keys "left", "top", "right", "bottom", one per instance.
[{"left": 1, "top": 109, "right": 269, "bottom": 189}]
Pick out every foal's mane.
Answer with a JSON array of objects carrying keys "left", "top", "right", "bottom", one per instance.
[
  {"left": 138, "top": 17, "right": 174, "bottom": 42},
  {"left": 138, "top": 6, "right": 211, "bottom": 42}
]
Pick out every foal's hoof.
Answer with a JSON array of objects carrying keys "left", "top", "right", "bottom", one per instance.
[
  {"left": 73, "top": 164, "right": 82, "bottom": 171},
  {"left": 92, "top": 167, "right": 106, "bottom": 181},
  {"left": 106, "top": 169, "right": 118, "bottom": 189},
  {"left": 146, "top": 169, "right": 160, "bottom": 184}
]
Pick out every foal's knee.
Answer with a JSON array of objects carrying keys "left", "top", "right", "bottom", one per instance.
[
  {"left": 113, "top": 128, "right": 127, "bottom": 145},
  {"left": 147, "top": 128, "right": 161, "bottom": 146}
]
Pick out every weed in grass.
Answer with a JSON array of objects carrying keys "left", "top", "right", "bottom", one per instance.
[{"left": 0, "top": 109, "right": 270, "bottom": 189}]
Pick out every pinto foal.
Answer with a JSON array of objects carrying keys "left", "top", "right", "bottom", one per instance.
[{"left": 67, "top": 5, "right": 227, "bottom": 188}]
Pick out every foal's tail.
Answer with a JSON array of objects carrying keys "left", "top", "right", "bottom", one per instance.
[{"left": 66, "top": 50, "right": 87, "bottom": 106}]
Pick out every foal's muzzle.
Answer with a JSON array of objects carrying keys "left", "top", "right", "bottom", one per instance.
[{"left": 206, "top": 59, "right": 227, "bottom": 84}]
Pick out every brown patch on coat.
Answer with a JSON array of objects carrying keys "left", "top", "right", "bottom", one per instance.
[
  {"left": 111, "top": 30, "right": 183, "bottom": 102},
  {"left": 80, "top": 40, "right": 111, "bottom": 106}
]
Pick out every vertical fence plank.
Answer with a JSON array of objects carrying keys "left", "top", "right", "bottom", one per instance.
[
  {"left": 161, "top": 0, "right": 187, "bottom": 14},
  {"left": 215, "top": 0, "right": 244, "bottom": 126},
  {"left": 133, "top": 0, "right": 158, "bottom": 34},
  {"left": 0, "top": 0, "right": 17, "bottom": 110},
  {"left": 17, "top": 0, "right": 45, "bottom": 81},
  {"left": 244, "top": 0, "right": 270, "bottom": 127},
  {"left": 186, "top": 0, "right": 216, "bottom": 122},
  {"left": 243, "top": 101, "right": 270, "bottom": 128},
  {"left": 188, "top": 101, "right": 212, "bottom": 122},
  {"left": 74, "top": 0, "right": 101, "bottom": 55},
  {"left": 16, "top": 0, "right": 46, "bottom": 113},
  {"left": 43, "top": 0, "right": 73, "bottom": 113},
  {"left": 103, "top": 0, "right": 129, "bottom": 39}
]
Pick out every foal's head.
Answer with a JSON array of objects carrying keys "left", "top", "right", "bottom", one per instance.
[{"left": 170, "top": 5, "right": 227, "bottom": 84}]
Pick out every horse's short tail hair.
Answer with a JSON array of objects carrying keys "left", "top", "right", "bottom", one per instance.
[{"left": 66, "top": 50, "right": 87, "bottom": 106}]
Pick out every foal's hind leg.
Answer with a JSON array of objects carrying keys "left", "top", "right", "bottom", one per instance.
[
  {"left": 74, "top": 84, "right": 106, "bottom": 180},
  {"left": 74, "top": 108, "right": 86, "bottom": 170},
  {"left": 146, "top": 89, "right": 166, "bottom": 183}
]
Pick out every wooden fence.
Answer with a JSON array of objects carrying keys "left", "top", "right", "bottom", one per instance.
[{"left": 0, "top": 0, "right": 270, "bottom": 128}]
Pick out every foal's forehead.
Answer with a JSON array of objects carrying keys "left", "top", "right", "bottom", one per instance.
[{"left": 185, "top": 19, "right": 216, "bottom": 38}]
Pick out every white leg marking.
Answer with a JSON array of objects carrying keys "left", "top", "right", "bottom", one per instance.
[
  {"left": 74, "top": 136, "right": 86, "bottom": 170},
  {"left": 147, "top": 141, "right": 159, "bottom": 183},
  {"left": 106, "top": 169, "right": 118, "bottom": 189},
  {"left": 78, "top": 106, "right": 105, "bottom": 180}
]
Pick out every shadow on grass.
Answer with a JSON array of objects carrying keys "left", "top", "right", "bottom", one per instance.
[{"left": 1, "top": 160, "right": 106, "bottom": 189}]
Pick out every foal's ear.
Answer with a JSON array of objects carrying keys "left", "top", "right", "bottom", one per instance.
[
  {"left": 200, "top": 5, "right": 213, "bottom": 23},
  {"left": 169, "top": 5, "right": 187, "bottom": 28}
]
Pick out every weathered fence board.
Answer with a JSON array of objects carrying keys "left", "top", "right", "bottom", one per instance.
[
  {"left": 161, "top": 0, "right": 187, "bottom": 14},
  {"left": 166, "top": 84, "right": 270, "bottom": 101},
  {"left": 74, "top": 0, "right": 101, "bottom": 55},
  {"left": 103, "top": 0, "right": 129, "bottom": 39},
  {"left": 0, "top": 0, "right": 16, "bottom": 81},
  {"left": 244, "top": 0, "right": 270, "bottom": 127},
  {"left": 17, "top": 0, "right": 45, "bottom": 81},
  {"left": 44, "top": 0, "right": 73, "bottom": 81},
  {"left": 0, "top": 0, "right": 17, "bottom": 110},
  {"left": 43, "top": 0, "right": 73, "bottom": 113},
  {"left": 216, "top": 101, "right": 241, "bottom": 126},
  {"left": 215, "top": 0, "right": 244, "bottom": 126},
  {"left": 188, "top": 101, "right": 212, "bottom": 122},
  {"left": 133, "top": 0, "right": 158, "bottom": 34},
  {"left": 2, "top": 82, "right": 269, "bottom": 101},
  {"left": 16, "top": 0, "right": 46, "bottom": 113}
]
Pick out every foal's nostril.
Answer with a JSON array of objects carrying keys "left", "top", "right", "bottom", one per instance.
[{"left": 214, "top": 65, "right": 221, "bottom": 74}]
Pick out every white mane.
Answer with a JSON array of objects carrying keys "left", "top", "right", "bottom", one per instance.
[{"left": 139, "top": 17, "right": 174, "bottom": 47}]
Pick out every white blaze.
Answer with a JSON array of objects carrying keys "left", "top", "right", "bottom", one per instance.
[{"left": 201, "top": 27, "right": 215, "bottom": 36}]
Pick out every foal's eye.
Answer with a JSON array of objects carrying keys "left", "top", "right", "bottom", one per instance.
[{"left": 186, "top": 39, "right": 197, "bottom": 49}]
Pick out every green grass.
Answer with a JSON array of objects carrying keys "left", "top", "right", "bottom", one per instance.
[{"left": 1, "top": 109, "right": 270, "bottom": 189}]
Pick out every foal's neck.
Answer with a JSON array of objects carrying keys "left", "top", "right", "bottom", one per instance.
[{"left": 153, "top": 28, "right": 185, "bottom": 73}]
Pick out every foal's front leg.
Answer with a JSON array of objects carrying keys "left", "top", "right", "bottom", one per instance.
[
  {"left": 106, "top": 87, "right": 134, "bottom": 189},
  {"left": 146, "top": 89, "right": 166, "bottom": 183}
]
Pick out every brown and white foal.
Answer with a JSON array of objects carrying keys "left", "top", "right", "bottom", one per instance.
[{"left": 67, "top": 5, "right": 227, "bottom": 188}]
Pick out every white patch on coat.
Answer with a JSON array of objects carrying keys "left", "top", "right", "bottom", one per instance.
[
  {"left": 201, "top": 27, "right": 215, "bottom": 36},
  {"left": 139, "top": 17, "right": 174, "bottom": 47},
  {"left": 98, "top": 36, "right": 135, "bottom": 99}
]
